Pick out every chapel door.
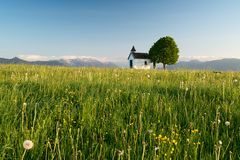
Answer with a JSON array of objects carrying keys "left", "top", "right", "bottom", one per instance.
[{"left": 130, "top": 60, "right": 133, "bottom": 68}]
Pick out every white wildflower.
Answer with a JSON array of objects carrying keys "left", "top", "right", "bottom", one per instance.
[
  {"left": 148, "top": 130, "right": 153, "bottom": 134},
  {"left": 218, "top": 140, "right": 222, "bottom": 145},
  {"left": 154, "top": 146, "right": 159, "bottom": 151},
  {"left": 116, "top": 149, "right": 124, "bottom": 156},
  {"left": 225, "top": 121, "right": 230, "bottom": 126},
  {"left": 119, "top": 151, "right": 124, "bottom": 156},
  {"left": 23, "top": 140, "right": 34, "bottom": 150},
  {"left": 218, "top": 119, "right": 221, "bottom": 124}
]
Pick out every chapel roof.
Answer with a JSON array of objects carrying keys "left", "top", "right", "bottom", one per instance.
[{"left": 128, "top": 52, "right": 149, "bottom": 59}]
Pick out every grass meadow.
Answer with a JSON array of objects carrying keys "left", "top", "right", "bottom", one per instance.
[{"left": 0, "top": 64, "right": 240, "bottom": 159}]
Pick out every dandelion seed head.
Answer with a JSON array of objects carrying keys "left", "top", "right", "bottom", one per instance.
[{"left": 23, "top": 140, "right": 34, "bottom": 150}]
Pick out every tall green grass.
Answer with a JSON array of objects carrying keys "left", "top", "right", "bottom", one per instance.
[{"left": 0, "top": 64, "right": 240, "bottom": 159}]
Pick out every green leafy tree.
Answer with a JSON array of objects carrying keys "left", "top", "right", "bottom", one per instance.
[{"left": 149, "top": 36, "right": 179, "bottom": 70}]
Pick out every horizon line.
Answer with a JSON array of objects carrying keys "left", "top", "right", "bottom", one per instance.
[{"left": 1, "top": 55, "right": 240, "bottom": 63}]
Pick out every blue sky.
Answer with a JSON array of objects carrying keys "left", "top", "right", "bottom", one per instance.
[{"left": 0, "top": 0, "right": 240, "bottom": 61}]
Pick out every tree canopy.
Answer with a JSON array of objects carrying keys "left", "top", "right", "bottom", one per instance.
[{"left": 149, "top": 36, "right": 179, "bottom": 69}]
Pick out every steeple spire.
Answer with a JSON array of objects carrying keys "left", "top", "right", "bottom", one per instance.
[{"left": 131, "top": 46, "right": 136, "bottom": 52}]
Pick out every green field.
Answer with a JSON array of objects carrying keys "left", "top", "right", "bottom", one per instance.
[{"left": 0, "top": 65, "right": 240, "bottom": 159}]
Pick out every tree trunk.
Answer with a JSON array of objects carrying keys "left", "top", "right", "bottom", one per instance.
[
  {"left": 163, "top": 63, "right": 166, "bottom": 70},
  {"left": 153, "top": 62, "right": 156, "bottom": 69}
]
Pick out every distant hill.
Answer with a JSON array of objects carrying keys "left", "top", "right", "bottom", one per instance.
[
  {"left": 0, "top": 57, "right": 117, "bottom": 67},
  {"left": 1, "top": 57, "right": 240, "bottom": 71},
  {"left": 168, "top": 58, "right": 240, "bottom": 71},
  {"left": 0, "top": 57, "right": 29, "bottom": 64}
]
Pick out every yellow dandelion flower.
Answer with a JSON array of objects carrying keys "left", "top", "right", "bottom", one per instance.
[
  {"left": 191, "top": 129, "right": 199, "bottom": 133},
  {"left": 172, "top": 139, "right": 178, "bottom": 145}
]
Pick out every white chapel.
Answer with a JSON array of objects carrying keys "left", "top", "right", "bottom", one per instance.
[{"left": 127, "top": 46, "right": 151, "bottom": 69}]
